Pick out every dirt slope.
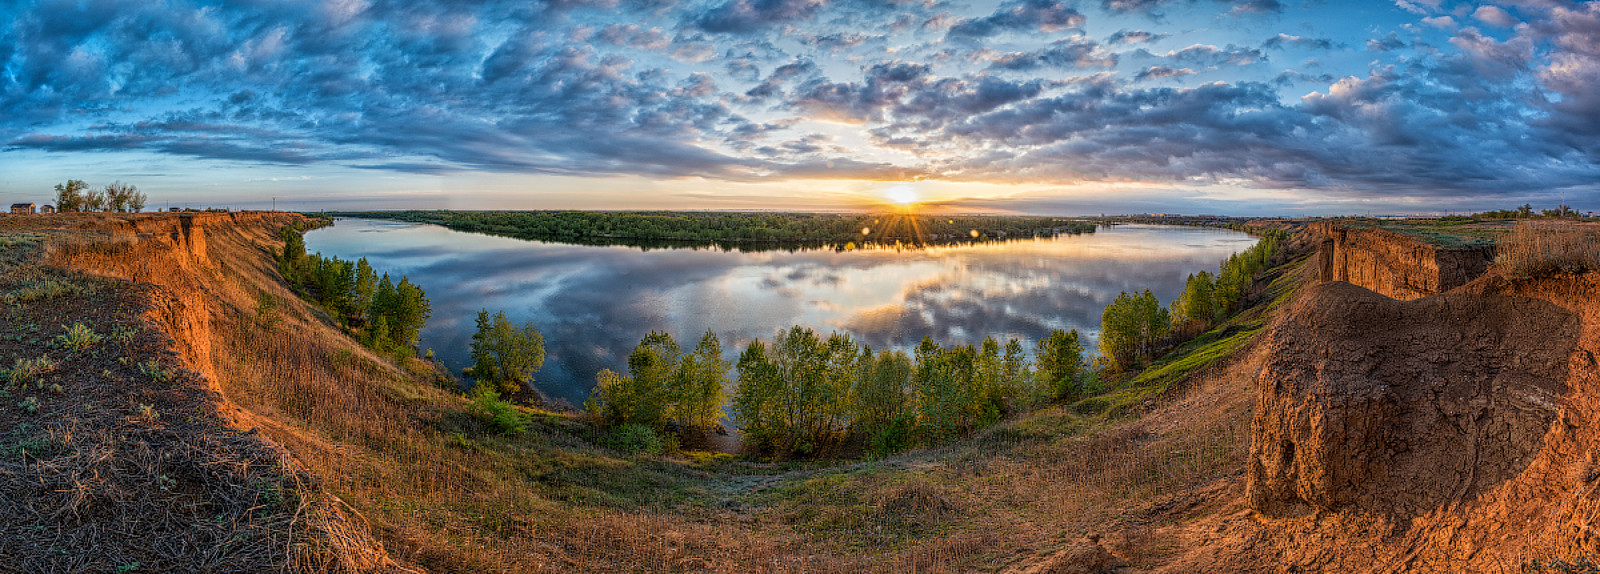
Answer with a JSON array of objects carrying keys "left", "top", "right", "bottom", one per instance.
[
  {"left": 1155, "top": 261, "right": 1600, "bottom": 573},
  {"left": 14, "top": 212, "right": 404, "bottom": 572}
]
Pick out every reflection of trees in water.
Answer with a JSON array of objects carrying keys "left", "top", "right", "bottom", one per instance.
[
  {"left": 312, "top": 219, "right": 1245, "bottom": 408},
  {"left": 335, "top": 210, "right": 1096, "bottom": 253}
]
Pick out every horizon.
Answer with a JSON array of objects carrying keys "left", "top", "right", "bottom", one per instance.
[{"left": 3, "top": 0, "right": 1598, "bottom": 216}]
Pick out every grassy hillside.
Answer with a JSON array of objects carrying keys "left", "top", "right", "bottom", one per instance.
[{"left": 9, "top": 212, "right": 1308, "bottom": 573}]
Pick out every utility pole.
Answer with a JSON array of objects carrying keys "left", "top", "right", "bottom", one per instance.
[{"left": 272, "top": 196, "right": 276, "bottom": 212}]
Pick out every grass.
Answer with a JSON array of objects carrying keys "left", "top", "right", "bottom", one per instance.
[
  {"left": 15, "top": 210, "right": 1303, "bottom": 573},
  {"left": 1495, "top": 220, "right": 1600, "bottom": 278}
]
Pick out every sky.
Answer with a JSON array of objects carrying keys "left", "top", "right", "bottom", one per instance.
[{"left": 1, "top": 0, "right": 1598, "bottom": 215}]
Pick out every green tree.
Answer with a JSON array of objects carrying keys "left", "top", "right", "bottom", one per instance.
[
  {"left": 913, "top": 338, "right": 977, "bottom": 441},
  {"left": 466, "top": 309, "right": 546, "bottom": 396},
  {"left": 1171, "top": 271, "right": 1217, "bottom": 329},
  {"left": 732, "top": 340, "right": 784, "bottom": 450},
  {"left": 588, "top": 368, "right": 663, "bottom": 428},
  {"left": 854, "top": 349, "right": 913, "bottom": 453},
  {"left": 1099, "top": 290, "right": 1168, "bottom": 372},
  {"left": 105, "top": 181, "right": 145, "bottom": 213},
  {"left": 352, "top": 258, "right": 377, "bottom": 325},
  {"left": 53, "top": 180, "right": 87, "bottom": 212},
  {"left": 1034, "top": 329, "right": 1084, "bottom": 400},
  {"left": 677, "top": 330, "right": 729, "bottom": 428}
]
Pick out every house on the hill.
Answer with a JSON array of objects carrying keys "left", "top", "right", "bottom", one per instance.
[
  {"left": 10, "top": 203, "right": 35, "bottom": 214},
  {"left": 40, "top": 205, "right": 55, "bottom": 214}
]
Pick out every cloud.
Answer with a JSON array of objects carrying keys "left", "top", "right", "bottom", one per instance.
[
  {"left": 1144, "top": 44, "right": 1267, "bottom": 67},
  {"left": 1107, "top": 29, "right": 1168, "bottom": 44},
  {"left": 1422, "top": 15, "right": 1458, "bottom": 29},
  {"left": 1, "top": 0, "right": 1598, "bottom": 205},
  {"left": 1135, "top": 66, "right": 1196, "bottom": 80},
  {"left": 983, "top": 37, "right": 1118, "bottom": 70},
  {"left": 1473, "top": 5, "right": 1519, "bottom": 27},
  {"left": 946, "top": 0, "right": 1086, "bottom": 39},
  {"left": 1262, "top": 33, "right": 1340, "bottom": 51},
  {"left": 1100, "top": 0, "right": 1283, "bottom": 18},
  {"left": 692, "top": 0, "right": 828, "bottom": 34},
  {"left": 1366, "top": 32, "right": 1408, "bottom": 51}
]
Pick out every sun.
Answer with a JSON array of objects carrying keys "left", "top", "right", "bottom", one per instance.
[{"left": 885, "top": 185, "right": 918, "bottom": 206}]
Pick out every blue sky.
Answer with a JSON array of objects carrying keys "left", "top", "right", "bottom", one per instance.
[{"left": 2, "top": 0, "right": 1598, "bottom": 215}]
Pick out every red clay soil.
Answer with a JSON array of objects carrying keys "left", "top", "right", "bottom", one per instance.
[
  {"left": 1154, "top": 272, "right": 1600, "bottom": 573},
  {"left": 0, "top": 213, "right": 398, "bottom": 573}
]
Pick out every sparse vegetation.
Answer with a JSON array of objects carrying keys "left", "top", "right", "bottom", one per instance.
[
  {"left": 5, "top": 355, "right": 57, "bottom": 385},
  {"left": 138, "top": 359, "right": 173, "bottom": 382},
  {"left": 1495, "top": 220, "right": 1600, "bottom": 278}
]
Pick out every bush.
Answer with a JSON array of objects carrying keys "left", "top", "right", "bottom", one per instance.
[
  {"left": 606, "top": 423, "right": 666, "bottom": 454},
  {"left": 472, "top": 388, "right": 526, "bottom": 436}
]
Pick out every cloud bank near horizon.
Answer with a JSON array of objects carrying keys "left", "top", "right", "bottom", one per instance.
[{"left": 2, "top": 0, "right": 1599, "bottom": 211}]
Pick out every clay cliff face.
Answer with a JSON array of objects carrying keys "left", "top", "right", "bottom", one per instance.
[
  {"left": 1248, "top": 281, "right": 1575, "bottom": 518},
  {"left": 1236, "top": 225, "right": 1600, "bottom": 571},
  {"left": 1311, "top": 222, "right": 1494, "bottom": 300}
]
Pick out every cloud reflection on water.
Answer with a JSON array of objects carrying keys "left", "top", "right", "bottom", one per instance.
[{"left": 306, "top": 219, "right": 1255, "bottom": 407}]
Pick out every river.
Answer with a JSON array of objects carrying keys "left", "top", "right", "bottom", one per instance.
[{"left": 305, "top": 219, "right": 1257, "bottom": 406}]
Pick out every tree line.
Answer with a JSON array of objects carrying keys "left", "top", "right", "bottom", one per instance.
[
  {"left": 334, "top": 210, "right": 1097, "bottom": 248},
  {"left": 276, "top": 226, "right": 431, "bottom": 355},
  {"left": 52, "top": 180, "right": 147, "bottom": 213},
  {"left": 1097, "top": 229, "right": 1287, "bottom": 372},
  {"left": 585, "top": 326, "right": 1086, "bottom": 456},
  {"left": 1474, "top": 203, "right": 1582, "bottom": 219}
]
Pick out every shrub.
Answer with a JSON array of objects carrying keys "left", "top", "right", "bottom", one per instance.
[
  {"left": 606, "top": 423, "right": 665, "bottom": 454},
  {"left": 1496, "top": 221, "right": 1600, "bottom": 278},
  {"left": 472, "top": 388, "right": 526, "bottom": 436}
]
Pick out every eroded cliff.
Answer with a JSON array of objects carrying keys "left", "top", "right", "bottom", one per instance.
[
  {"left": 1165, "top": 223, "right": 1600, "bottom": 573},
  {"left": 1310, "top": 222, "right": 1494, "bottom": 300}
]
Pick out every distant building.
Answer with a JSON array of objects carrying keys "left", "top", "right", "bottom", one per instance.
[
  {"left": 169, "top": 207, "right": 180, "bottom": 212},
  {"left": 39, "top": 205, "right": 55, "bottom": 214},
  {"left": 10, "top": 203, "right": 35, "bottom": 214}
]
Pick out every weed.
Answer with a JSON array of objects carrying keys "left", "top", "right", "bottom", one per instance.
[
  {"left": 113, "top": 326, "right": 137, "bottom": 345},
  {"left": 2, "top": 278, "right": 91, "bottom": 304},
  {"left": 56, "top": 322, "right": 104, "bottom": 350},
  {"left": 253, "top": 293, "right": 281, "bottom": 329},
  {"left": 136, "top": 403, "right": 159, "bottom": 421},
  {"left": 6, "top": 356, "right": 56, "bottom": 385},
  {"left": 19, "top": 396, "right": 39, "bottom": 414},
  {"left": 139, "top": 360, "right": 173, "bottom": 383}
]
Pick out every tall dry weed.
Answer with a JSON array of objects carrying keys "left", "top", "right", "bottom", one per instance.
[{"left": 1495, "top": 220, "right": 1600, "bottom": 278}]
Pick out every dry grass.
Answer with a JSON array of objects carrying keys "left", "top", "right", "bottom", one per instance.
[
  {"left": 1495, "top": 220, "right": 1600, "bottom": 278},
  {"left": 34, "top": 212, "right": 1283, "bottom": 573}
]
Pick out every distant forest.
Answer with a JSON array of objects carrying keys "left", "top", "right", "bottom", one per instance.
[{"left": 330, "top": 210, "right": 1097, "bottom": 249}]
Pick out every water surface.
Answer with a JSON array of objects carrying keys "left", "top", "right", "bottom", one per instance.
[{"left": 305, "top": 219, "right": 1256, "bottom": 406}]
